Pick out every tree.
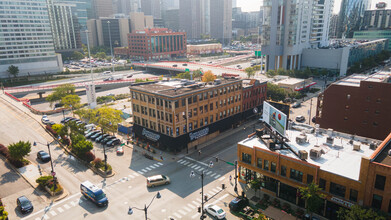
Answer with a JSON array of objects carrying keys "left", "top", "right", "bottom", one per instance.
[
  {"left": 267, "top": 83, "right": 286, "bottom": 101},
  {"left": 93, "top": 107, "right": 123, "bottom": 133},
  {"left": 72, "top": 51, "right": 84, "bottom": 60},
  {"left": 8, "top": 141, "right": 32, "bottom": 161},
  {"left": 61, "top": 94, "right": 81, "bottom": 109},
  {"left": 266, "top": 69, "right": 277, "bottom": 77},
  {"left": 46, "top": 84, "right": 76, "bottom": 107},
  {"left": 245, "top": 67, "right": 255, "bottom": 78},
  {"left": 7, "top": 65, "right": 19, "bottom": 78},
  {"left": 337, "top": 205, "right": 387, "bottom": 220},
  {"left": 201, "top": 70, "right": 216, "bottom": 82},
  {"left": 299, "top": 183, "right": 326, "bottom": 218},
  {"left": 95, "top": 52, "right": 107, "bottom": 60},
  {"left": 174, "top": 71, "right": 191, "bottom": 80},
  {"left": 72, "top": 139, "right": 93, "bottom": 158},
  {"left": 249, "top": 178, "right": 262, "bottom": 198}
]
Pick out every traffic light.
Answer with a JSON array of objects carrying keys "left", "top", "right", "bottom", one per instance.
[
  {"left": 198, "top": 206, "right": 201, "bottom": 213},
  {"left": 204, "top": 195, "right": 208, "bottom": 202},
  {"left": 215, "top": 157, "right": 218, "bottom": 162},
  {"left": 222, "top": 184, "right": 225, "bottom": 189}
]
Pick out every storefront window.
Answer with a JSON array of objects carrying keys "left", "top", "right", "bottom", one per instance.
[
  {"left": 261, "top": 175, "right": 278, "bottom": 193},
  {"left": 372, "top": 194, "right": 383, "bottom": 209},
  {"left": 281, "top": 165, "right": 287, "bottom": 176},
  {"left": 242, "top": 153, "right": 251, "bottom": 164},
  {"left": 279, "top": 183, "right": 297, "bottom": 204},
  {"left": 330, "top": 182, "right": 346, "bottom": 198},
  {"left": 349, "top": 189, "right": 358, "bottom": 202}
]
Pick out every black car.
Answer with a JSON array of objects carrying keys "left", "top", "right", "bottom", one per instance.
[
  {"left": 96, "top": 134, "right": 110, "bottom": 142},
  {"left": 86, "top": 130, "right": 101, "bottom": 138},
  {"left": 17, "top": 196, "right": 33, "bottom": 214},
  {"left": 37, "top": 150, "right": 51, "bottom": 163},
  {"left": 106, "top": 138, "right": 120, "bottom": 147},
  {"left": 229, "top": 197, "right": 249, "bottom": 212},
  {"left": 295, "top": 115, "right": 305, "bottom": 123},
  {"left": 89, "top": 132, "right": 102, "bottom": 140},
  {"left": 61, "top": 117, "right": 73, "bottom": 124},
  {"left": 102, "top": 136, "right": 116, "bottom": 144}
]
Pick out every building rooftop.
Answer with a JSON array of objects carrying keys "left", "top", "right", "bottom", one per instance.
[
  {"left": 129, "top": 78, "right": 242, "bottom": 97},
  {"left": 371, "top": 133, "right": 391, "bottom": 166},
  {"left": 239, "top": 125, "right": 380, "bottom": 181},
  {"left": 333, "top": 72, "right": 391, "bottom": 87},
  {"left": 323, "top": 38, "right": 387, "bottom": 49},
  {"left": 276, "top": 78, "right": 304, "bottom": 85}
]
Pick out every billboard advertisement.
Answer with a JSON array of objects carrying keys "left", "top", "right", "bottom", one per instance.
[
  {"left": 262, "top": 101, "right": 287, "bottom": 136},
  {"left": 85, "top": 83, "right": 97, "bottom": 109}
]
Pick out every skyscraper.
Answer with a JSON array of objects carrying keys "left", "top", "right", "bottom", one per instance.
[
  {"left": 92, "top": 0, "right": 114, "bottom": 18},
  {"left": 337, "top": 0, "right": 369, "bottom": 38},
  {"left": 141, "top": 0, "right": 161, "bottom": 18},
  {"left": 261, "top": 0, "right": 334, "bottom": 71},
  {"left": 179, "top": 0, "right": 203, "bottom": 39},
  {"left": 210, "top": 0, "right": 232, "bottom": 45},
  {"left": 0, "top": 0, "right": 62, "bottom": 77}
]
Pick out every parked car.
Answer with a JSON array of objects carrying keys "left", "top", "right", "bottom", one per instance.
[
  {"left": 106, "top": 138, "right": 120, "bottom": 147},
  {"left": 292, "top": 102, "right": 301, "bottom": 108},
  {"left": 127, "top": 74, "right": 133, "bottom": 78},
  {"left": 85, "top": 128, "right": 95, "bottom": 135},
  {"left": 86, "top": 130, "right": 101, "bottom": 139},
  {"left": 116, "top": 146, "right": 124, "bottom": 155},
  {"left": 146, "top": 175, "right": 170, "bottom": 187},
  {"left": 41, "top": 115, "right": 50, "bottom": 124},
  {"left": 204, "top": 204, "right": 226, "bottom": 219},
  {"left": 37, "top": 150, "right": 51, "bottom": 163},
  {"left": 16, "top": 196, "right": 33, "bottom": 214},
  {"left": 295, "top": 115, "right": 305, "bottom": 122},
  {"left": 61, "top": 117, "right": 73, "bottom": 124},
  {"left": 101, "top": 136, "right": 116, "bottom": 144},
  {"left": 90, "top": 132, "right": 103, "bottom": 140},
  {"left": 95, "top": 134, "right": 110, "bottom": 142},
  {"left": 229, "top": 197, "right": 249, "bottom": 212}
]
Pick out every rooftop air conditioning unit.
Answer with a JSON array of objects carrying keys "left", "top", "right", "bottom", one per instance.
[
  {"left": 310, "top": 148, "right": 322, "bottom": 159},
  {"left": 370, "top": 142, "right": 377, "bottom": 150},
  {"left": 327, "top": 128, "right": 333, "bottom": 136},
  {"left": 326, "top": 137, "right": 334, "bottom": 145},
  {"left": 299, "top": 150, "right": 308, "bottom": 160},
  {"left": 353, "top": 142, "right": 361, "bottom": 151},
  {"left": 296, "top": 135, "right": 307, "bottom": 144}
]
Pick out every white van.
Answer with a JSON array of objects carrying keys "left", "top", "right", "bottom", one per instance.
[{"left": 146, "top": 175, "right": 170, "bottom": 187}]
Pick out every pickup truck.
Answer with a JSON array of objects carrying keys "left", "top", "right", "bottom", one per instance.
[{"left": 80, "top": 181, "right": 108, "bottom": 206}]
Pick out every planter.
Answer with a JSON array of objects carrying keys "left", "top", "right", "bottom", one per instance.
[{"left": 44, "top": 184, "right": 63, "bottom": 196}]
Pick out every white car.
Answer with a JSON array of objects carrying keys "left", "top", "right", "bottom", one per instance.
[
  {"left": 204, "top": 204, "right": 226, "bottom": 219},
  {"left": 41, "top": 115, "right": 50, "bottom": 124}
]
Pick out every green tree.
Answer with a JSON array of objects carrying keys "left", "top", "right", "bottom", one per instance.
[
  {"left": 337, "top": 205, "right": 387, "bottom": 220},
  {"left": 72, "top": 51, "right": 84, "bottom": 60},
  {"left": 61, "top": 94, "right": 81, "bottom": 109},
  {"left": 46, "top": 84, "right": 76, "bottom": 107},
  {"left": 266, "top": 69, "right": 277, "bottom": 77},
  {"left": 8, "top": 141, "right": 32, "bottom": 161},
  {"left": 95, "top": 52, "right": 107, "bottom": 60},
  {"left": 94, "top": 107, "right": 123, "bottom": 133},
  {"left": 72, "top": 139, "right": 93, "bottom": 158},
  {"left": 299, "top": 183, "right": 326, "bottom": 218},
  {"left": 7, "top": 65, "right": 19, "bottom": 78},
  {"left": 245, "top": 67, "right": 255, "bottom": 78},
  {"left": 267, "top": 83, "right": 286, "bottom": 101},
  {"left": 249, "top": 178, "right": 262, "bottom": 198},
  {"left": 175, "top": 71, "right": 191, "bottom": 79}
]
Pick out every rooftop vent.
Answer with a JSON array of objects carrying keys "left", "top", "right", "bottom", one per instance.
[
  {"left": 326, "top": 137, "right": 334, "bottom": 145},
  {"left": 296, "top": 135, "right": 307, "bottom": 144},
  {"left": 353, "top": 142, "right": 361, "bottom": 151},
  {"left": 299, "top": 150, "right": 308, "bottom": 160},
  {"left": 327, "top": 128, "right": 334, "bottom": 137},
  {"left": 370, "top": 142, "right": 377, "bottom": 150},
  {"left": 310, "top": 148, "right": 322, "bottom": 159}
]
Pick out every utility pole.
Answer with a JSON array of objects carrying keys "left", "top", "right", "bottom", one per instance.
[
  {"left": 308, "top": 98, "right": 312, "bottom": 125},
  {"left": 85, "top": 30, "right": 93, "bottom": 81}
]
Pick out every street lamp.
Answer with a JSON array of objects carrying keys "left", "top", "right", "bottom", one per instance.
[
  {"left": 107, "top": 21, "right": 115, "bottom": 73},
  {"left": 190, "top": 161, "right": 213, "bottom": 220},
  {"left": 33, "top": 140, "right": 57, "bottom": 191},
  {"left": 84, "top": 30, "right": 93, "bottom": 81},
  {"left": 128, "top": 192, "right": 161, "bottom": 220},
  {"left": 100, "top": 118, "right": 112, "bottom": 172}
]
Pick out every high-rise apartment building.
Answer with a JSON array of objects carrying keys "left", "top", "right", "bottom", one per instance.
[
  {"left": 92, "top": 0, "right": 114, "bottom": 18},
  {"left": 329, "top": 14, "right": 339, "bottom": 39},
  {"left": 0, "top": 0, "right": 62, "bottom": 77},
  {"left": 87, "top": 18, "right": 131, "bottom": 48},
  {"left": 161, "top": 0, "right": 179, "bottom": 11},
  {"left": 162, "top": 9, "right": 179, "bottom": 31},
  {"left": 210, "top": 0, "right": 232, "bottom": 45},
  {"left": 47, "top": 0, "right": 82, "bottom": 54},
  {"left": 337, "top": 0, "right": 369, "bottom": 38},
  {"left": 362, "top": 9, "right": 391, "bottom": 30},
  {"left": 141, "top": 0, "right": 161, "bottom": 19},
  {"left": 179, "top": 0, "right": 202, "bottom": 39},
  {"left": 261, "top": 0, "right": 333, "bottom": 71}
]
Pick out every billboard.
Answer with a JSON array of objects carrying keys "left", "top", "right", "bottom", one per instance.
[
  {"left": 268, "top": 100, "right": 290, "bottom": 119},
  {"left": 85, "top": 83, "right": 97, "bottom": 109},
  {"left": 262, "top": 101, "right": 287, "bottom": 136}
]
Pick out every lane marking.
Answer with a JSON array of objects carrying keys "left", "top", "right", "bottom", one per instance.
[
  {"left": 57, "top": 207, "right": 64, "bottom": 213},
  {"left": 63, "top": 204, "right": 70, "bottom": 210},
  {"left": 211, "top": 194, "right": 230, "bottom": 205},
  {"left": 206, "top": 171, "right": 212, "bottom": 175},
  {"left": 173, "top": 213, "right": 182, "bottom": 218},
  {"left": 218, "top": 176, "right": 225, "bottom": 181},
  {"left": 50, "top": 211, "right": 57, "bottom": 216},
  {"left": 187, "top": 203, "right": 195, "bottom": 209},
  {"left": 178, "top": 209, "right": 187, "bottom": 215},
  {"left": 137, "top": 171, "right": 144, "bottom": 174},
  {"left": 214, "top": 174, "right": 221, "bottom": 179},
  {"left": 183, "top": 206, "right": 191, "bottom": 212},
  {"left": 210, "top": 173, "right": 216, "bottom": 177}
]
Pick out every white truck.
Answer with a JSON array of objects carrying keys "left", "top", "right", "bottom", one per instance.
[{"left": 104, "top": 74, "right": 124, "bottom": 81}]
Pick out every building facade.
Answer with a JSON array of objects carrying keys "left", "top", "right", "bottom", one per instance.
[
  {"left": 128, "top": 28, "right": 186, "bottom": 60},
  {"left": 87, "top": 18, "right": 130, "bottom": 48},
  {"left": 47, "top": 0, "right": 82, "bottom": 54},
  {"left": 186, "top": 43, "right": 223, "bottom": 55},
  {"left": 337, "top": 0, "right": 369, "bottom": 38},
  {"left": 362, "top": 9, "right": 391, "bottom": 30},
  {"left": 354, "top": 30, "right": 391, "bottom": 51},
  {"left": 261, "top": 0, "right": 333, "bottom": 72},
  {"left": 129, "top": 78, "right": 267, "bottom": 152},
  {"left": 210, "top": 0, "right": 232, "bottom": 45},
  {"left": 162, "top": 9, "right": 179, "bottom": 31},
  {"left": 0, "top": 0, "right": 62, "bottom": 77},
  {"left": 316, "top": 72, "right": 391, "bottom": 140},
  {"left": 92, "top": 0, "right": 114, "bottom": 18},
  {"left": 179, "top": 0, "right": 203, "bottom": 39},
  {"left": 141, "top": 0, "right": 161, "bottom": 19}
]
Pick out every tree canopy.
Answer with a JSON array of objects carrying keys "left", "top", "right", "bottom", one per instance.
[
  {"left": 46, "top": 84, "right": 76, "bottom": 107},
  {"left": 8, "top": 141, "right": 31, "bottom": 161},
  {"left": 75, "top": 107, "right": 122, "bottom": 133},
  {"left": 7, "top": 65, "right": 19, "bottom": 78},
  {"left": 245, "top": 67, "right": 255, "bottom": 78},
  {"left": 299, "top": 183, "right": 326, "bottom": 217},
  {"left": 201, "top": 70, "right": 216, "bottom": 82},
  {"left": 72, "top": 51, "right": 84, "bottom": 60},
  {"left": 337, "top": 205, "right": 387, "bottom": 220},
  {"left": 267, "top": 83, "right": 286, "bottom": 101},
  {"left": 61, "top": 94, "right": 81, "bottom": 109}
]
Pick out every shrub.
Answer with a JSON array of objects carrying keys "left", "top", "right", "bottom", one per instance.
[
  {"left": 93, "top": 158, "right": 103, "bottom": 168},
  {"left": 7, "top": 158, "right": 25, "bottom": 168},
  {"left": 46, "top": 125, "right": 57, "bottom": 135},
  {"left": 272, "top": 198, "right": 281, "bottom": 208},
  {"left": 296, "top": 208, "right": 305, "bottom": 218},
  {"left": 0, "top": 145, "right": 9, "bottom": 157},
  {"left": 36, "top": 176, "right": 53, "bottom": 187},
  {"left": 84, "top": 151, "right": 95, "bottom": 162},
  {"left": 61, "top": 136, "right": 71, "bottom": 146}
]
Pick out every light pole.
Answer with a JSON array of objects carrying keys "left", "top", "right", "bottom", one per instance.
[
  {"left": 33, "top": 140, "right": 57, "bottom": 191},
  {"left": 190, "top": 161, "right": 213, "bottom": 220},
  {"left": 85, "top": 30, "right": 93, "bottom": 81},
  {"left": 234, "top": 160, "right": 238, "bottom": 193},
  {"left": 107, "top": 21, "right": 115, "bottom": 73},
  {"left": 128, "top": 192, "right": 161, "bottom": 220}
]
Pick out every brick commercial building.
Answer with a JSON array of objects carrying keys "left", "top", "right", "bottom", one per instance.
[
  {"left": 128, "top": 28, "right": 186, "bottom": 61},
  {"left": 129, "top": 78, "right": 266, "bottom": 152},
  {"left": 316, "top": 72, "right": 391, "bottom": 140},
  {"left": 237, "top": 123, "right": 382, "bottom": 219}
]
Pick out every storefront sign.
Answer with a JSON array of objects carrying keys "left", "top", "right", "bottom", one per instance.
[
  {"left": 142, "top": 128, "right": 160, "bottom": 142},
  {"left": 189, "top": 127, "right": 209, "bottom": 141},
  {"left": 331, "top": 197, "right": 354, "bottom": 208}
]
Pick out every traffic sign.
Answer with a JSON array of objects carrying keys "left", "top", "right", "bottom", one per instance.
[
  {"left": 255, "top": 51, "right": 261, "bottom": 56},
  {"left": 185, "top": 68, "right": 190, "bottom": 72},
  {"left": 51, "top": 171, "right": 56, "bottom": 176},
  {"left": 226, "top": 161, "right": 234, "bottom": 166}
]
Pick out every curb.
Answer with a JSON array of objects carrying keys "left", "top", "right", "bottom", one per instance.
[{"left": 0, "top": 155, "right": 36, "bottom": 189}]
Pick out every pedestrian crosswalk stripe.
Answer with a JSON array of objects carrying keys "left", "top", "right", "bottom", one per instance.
[
  {"left": 177, "top": 159, "right": 184, "bottom": 163},
  {"left": 214, "top": 174, "right": 221, "bottom": 179},
  {"left": 198, "top": 167, "right": 204, "bottom": 171},
  {"left": 187, "top": 203, "right": 195, "bottom": 209},
  {"left": 142, "top": 169, "right": 148, "bottom": 172},
  {"left": 50, "top": 211, "right": 57, "bottom": 216},
  {"left": 178, "top": 209, "right": 187, "bottom": 215},
  {"left": 128, "top": 174, "right": 135, "bottom": 178},
  {"left": 57, "top": 207, "right": 64, "bottom": 213},
  {"left": 158, "top": 162, "right": 163, "bottom": 165},
  {"left": 187, "top": 163, "right": 194, "bottom": 167},
  {"left": 210, "top": 173, "right": 216, "bottom": 177},
  {"left": 145, "top": 167, "right": 152, "bottom": 171},
  {"left": 178, "top": 160, "right": 186, "bottom": 164},
  {"left": 70, "top": 201, "right": 77, "bottom": 206},
  {"left": 191, "top": 213, "right": 199, "bottom": 219},
  {"left": 183, "top": 206, "right": 191, "bottom": 212},
  {"left": 35, "top": 217, "right": 41, "bottom": 220},
  {"left": 150, "top": 165, "right": 157, "bottom": 168},
  {"left": 137, "top": 171, "right": 144, "bottom": 174},
  {"left": 208, "top": 191, "right": 215, "bottom": 195},
  {"left": 213, "top": 188, "right": 220, "bottom": 193},
  {"left": 183, "top": 161, "right": 190, "bottom": 165},
  {"left": 196, "top": 198, "right": 202, "bottom": 203},
  {"left": 192, "top": 201, "right": 199, "bottom": 206},
  {"left": 216, "top": 186, "right": 222, "bottom": 190},
  {"left": 154, "top": 163, "right": 161, "bottom": 167},
  {"left": 173, "top": 212, "right": 182, "bottom": 218},
  {"left": 194, "top": 165, "right": 200, "bottom": 170},
  {"left": 133, "top": 172, "right": 140, "bottom": 176},
  {"left": 43, "top": 215, "right": 49, "bottom": 220},
  {"left": 218, "top": 176, "right": 225, "bottom": 181},
  {"left": 191, "top": 164, "right": 197, "bottom": 168},
  {"left": 64, "top": 204, "right": 70, "bottom": 209},
  {"left": 206, "top": 171, "right": 212, "bottom": 175}
]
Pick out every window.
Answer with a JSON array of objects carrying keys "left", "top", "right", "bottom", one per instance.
[
  {"left": 270, "top": 162, "right": 276, "bottom": 173},
  {"left": 330, "top": 182, "right": 346, "bottom": 198},
  {"left": 319, "top": 178, "right": 326, "bottom": 190},
  {"left": 263, "top": 160, "right": 269, "bottom": 170},
  {"left": 375, "top": 174, "right": 386, "bottom": 190},
  {"left": 210, "top": 115, "right": 213, "bottom": 123},
  {"left": 372, "top": 194, "right": 383, "bottom": 209},
  {"left": 290, "top": 169, "right": 303, "bottom": 182},
  {"left": 281, "top": 166, "right": 287, "bottom": 176},
  {"left": 350, "top": 189, "right": 358, "bottom": 202},
  {"left": 210, "top": 103, "right": 213, "bottom": 110},
  {"left": 307, "top": 174, "right": 313, "bottom": 184},
  {"left": 257, "top": 158, "right": 262, "bottom": 168},
  {"left": 242, "top": 153, "right": 251, "bottom": 164}
]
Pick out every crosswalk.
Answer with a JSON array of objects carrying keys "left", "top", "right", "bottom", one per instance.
[
  {"left": 176, "top": 158, "right": 226, "bottom": 181},
  {"left": 136, "top": 162, "right": 164, "bottom": 175}
]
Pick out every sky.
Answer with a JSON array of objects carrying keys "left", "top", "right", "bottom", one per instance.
[{"left": 237, "top": 0, "right": 391, "bottom": 14}]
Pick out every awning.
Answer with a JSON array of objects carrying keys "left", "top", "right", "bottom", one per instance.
[{"left": 294, "top": 82, "right": 317, "bottom": 91}]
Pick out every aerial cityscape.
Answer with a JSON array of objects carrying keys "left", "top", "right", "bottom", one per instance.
[{"left": 1, "top": 0, "right": 391, "bottom": 220}]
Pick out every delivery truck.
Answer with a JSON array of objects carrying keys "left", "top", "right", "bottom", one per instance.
[{"left": 80, "top": 181, "right": 108, "bottom": 206}]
